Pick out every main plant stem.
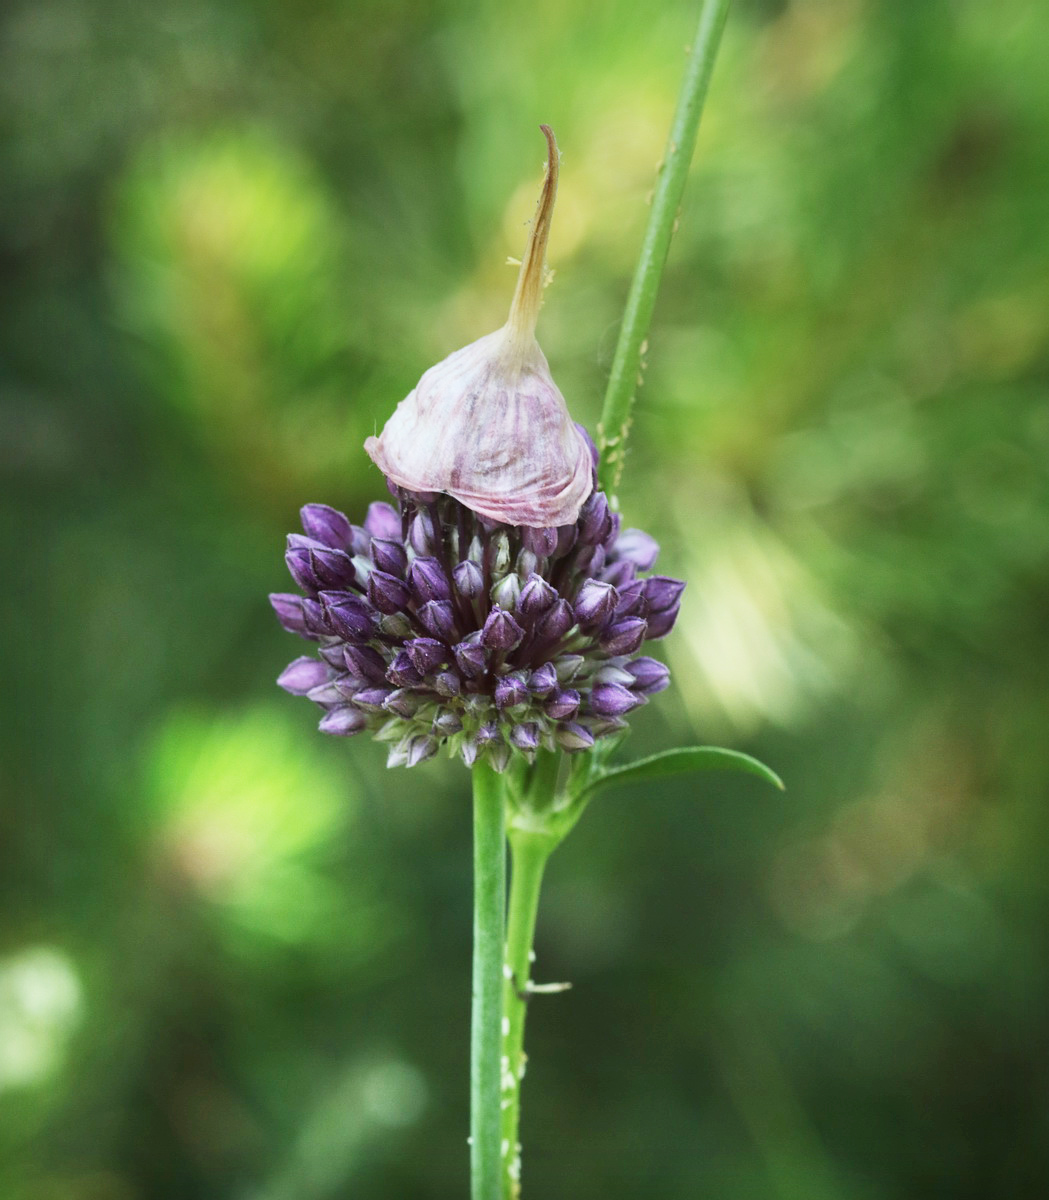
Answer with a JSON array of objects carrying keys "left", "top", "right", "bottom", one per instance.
[
  {"left": 500, "top": 831, "right": 553, "bottom": 1198},
  {"left": 471, "top": 761, "right": 507, "bottom": 1200},
  {"left": 598, "top": 0, "right": 732, "bottom": 498}
]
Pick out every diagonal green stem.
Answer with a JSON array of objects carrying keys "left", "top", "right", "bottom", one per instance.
[
  {"left": 598, "top": 0, "right": 732, "bottom": 499},
  {"left": 500, "top": 830, "right": 553, "bottom": 1198},
  {"left": 471, "top": 760, "right": 507, "bottom": 1200}
]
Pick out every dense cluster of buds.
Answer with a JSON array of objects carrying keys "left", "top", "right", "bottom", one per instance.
[{"left": 271, "top": 444, "right": 684, "bottom": 770}]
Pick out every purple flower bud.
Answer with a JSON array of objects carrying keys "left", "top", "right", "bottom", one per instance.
[
  {"left": 578, "top": 492, "right": 612, "bottom": 546},
  {"left": 495, "top": 673, "right": 529, "bottom": 709},
  {"left": 364, "top": 501, "right": 401, "bottom": 540},
  {"left": 575, "top": 544, "right": 606, "bottom": 577},
  {"left": 516, "top": 549, "right": 539, "bottom": 578},
  {"left": 510, "top": 722, "right": 540, "bottom": 752},
  {"left": 306, "top": 678, "right": 344, "bottom": 705},
  {"left": 527, "top": 662, "right": 558, "bottom": 696},
  {"left": 555, "top": 524, "right": 578, "bottom": 557},
  {"left": 407, "top": 637, "right": 449, "bottom": 675},
  {"left": 644, "top": 604, "right": 681, "bottom": 640},
  {"left": 407, "top": 735, "right": 439, "bottom": 767},
  {"left": 343, "top": 645, "right": 387, "bottom": 681},
  {"left": 555, "top": 722, "right": 595, "bottom": 752},
  {"left": 409, "top": 509, "right": 437, "bottom": 555},
  {"left": 475, "top": 723, "right": 500, "bottom": 747},
  {"left": 453, "top": 559, "right": 484, "bottom": 599},
  {"left": 518, "top": 574, "right": 557, "bottom": 618},
  {"left": 522, "top": 526, "right": 559, "bottom": 557},
  {"left": 600, "top": 617, "right": 647, "bottom": 657},
  {"left": 333, "top": 674, "right": 361, "bottom": 699},
  {"left": 613, "top": 580, "right": 648, "bottom": 617},
  {"left": 624, "top": 657, "right": 670, "bottom": 694},
  {"left": 554, "top": 654, "right": 585, "bottom": 682},
  {"left": 481, "top": 607, "right": 525, "bottom": 651},
  {"left": 285, "top": 537, "right": 324, "bottom": 592},
  {"left": 603, "top": 513, "right": 621, "bottom": 553},
  {"left": 454, "top": 638, "right": 488, "bottom": 679},
  {"left": 433, "top": 709, "right": 463, "bottom": 736},
  {"left": 270, "top": 593, "right": 308, "bottom": 636},
  {"left": 277, "top": 657, "right": 329, "bottom": 695},
  {"left": 320, "top": 592, "right": 376, "bottom": 642},
  {"left": 534, "top": 598, "right": 574, "bottom": 642},
  {"left": 387, "top": 649, "right": 423, "bottom": 687},
  {"left": 600, "top": 561, "right": 636, "bottom": 589},
  {"left": 434, "top": 670, "right": 461, "bottom": 698},
  {"left": 491, "top": 573, "right": 522, "bottom": 610},
  {"left": 367, "top": 570, "right": 411, "bottom": 615},
  {"left": 418, "top": 599, "right": 458, "bottom": 641},
  {"left": 319, "top": 645, "right": 348, "bottom": 670},
  {"left": 384, "top": 689, "right": 425, "bottom": 717},
  {"left": 587, "top": 716, "right": 628, "bottom": 738},
  {"left": 574, "top": 579, "right": 619, "bottom": 628},
  {"left": 593, "top": 664, "right": 635, "bottom": 686},
  {"left": 545, "top": 688, "right": 580, "bottom": 720},
  {"left": 353, "top": 687, "right": 393, "bottom": 711},
  {"left": 642, "top": 576, "right": 686, "bottom": 613},
  {"left": 408, "top": 557, "right": 451, "bottom": 603},
  {"left": 590, "top": 682, "right": 643, "bottom": 717},
  {"left": 301, "top": 597, "right": 332, "bottom": 636},
  {"left": 300, "top": 504, "right": 353, "bottom": 549},
  {"left": 348, "top": 525, "right": 372, "bottom": 556},
  {"left": 371, "top": 537, "right": 407, "bottom": 577},
  {"left": 613, "top": 528, "right": 659, "bottom": 571},
  {"left": 318, "top": 706, "right": 368, "bottom": 736}
]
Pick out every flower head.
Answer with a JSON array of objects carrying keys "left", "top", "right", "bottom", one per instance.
[
  {"left": 364, "top": 127, "right": 592, "bottom": 528},
  {"left": 271, "top": 448, "right": 684, "bottom": 771}
]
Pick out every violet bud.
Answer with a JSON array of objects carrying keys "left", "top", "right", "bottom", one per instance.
[
  {"left": 407, "top": 735, "right": 439, "bottom": 768},
  {"left": 624, "top": 657, "right": 671, "bottom": 694},
  {"left": 409, "top": 509, "right": 437, "bottom": 555},
  {"left": 343, "top": 645, "right": 387, "bottom": 681},
  {"left": 453, "top": 559, "right": 484, "bottom": 600},
  {"left": 300, "top": 597, "right": 331, "bottom": 636},
  {"left": 491, "top": 573, "right": 522, "bottom": 610},
  {"left": 642, "top": 576, "right": 686, "bottom": 614},
  {"left": 408, "top": 557, "right": 451, "bottom": 603},
  {"left": 387, "top": 650, "right": 423, "bottom": 688},
  {"left": 367, "top": 569, "right": 411, "bottom": 615},
  {"left": 433, "top": 710, "right": 463, "bottom": 736},
  {"left": 555, "top": 722, "right": 595, "bottom": 752},
  {"left": 285, "top": 536, "right": 324, "bottom": 592},
  {"left": 644, "top": 604, "right": 681, "bottom": 640},
  {"left": 494, "top": 673, "right": 529, "bottom": 709},
  {"left": 370, "top": 537, "right": 407, "bottom": 577},
  {"left": 574, "top": 579, "right": 619, "bottom": 628},
  {"left": 364, "top": 128, "right": 593, "bottom": 528},
  {"left": 510, "top": 722, "right": 541, "bottom": 752},
  {"left": 270, "top": 593, "right": 308, "bottom": 636},
  {"left": 434, "top": 670, "right": 461, "bottom": 698},
  {"left": 418, "top": 599, "right": 458, "bottom": 641},
  {"left": 527, "top": 662, "right": 558, "bottom": 696},
  {"left": 454, "top": 638, "right": 489, "bottom": 679},
  {"left": 384, "top": 689, "right": 425, "bottom": 717},
  {"left": 348, "top": 524, "right": 372, "bottom": 557},
  {"left": 555, "top": 524, "right": 578, "bottom": 557},
  {"left": 481, "top": 607, "right": 525, "bottom": 651},
  {"left": 516, "top": 549, "right": 539, "bottom": 578},
  {"left": 613, "top": 580, "right": 648, "bottom": 617},
  {"left": 475, "top": 723, "right": 500, "bottom": 748},
  {"left": 306, "top": 678, "right": 344, "bottom": 705},
  {"left": 518, "top": 574, "right": 557, "bottom": 618},
  {"left": 277, "top": 657, "right": 329, "bottom": 696},
  {"left": 353, "top": 687, "right": 393, "bottom": 711},
  {"left": 590, "top": 682, "right": 643, "bottom": 717},
  {"left": 522, "top": 526, "right": 559, "bottom": 557},
  {"left": 320, "top": 645, "right": 348, "bottom": 670},
  {"left": 600, "top": 617, "right": 647, "bottom": 657},
  {"left": 534, "top": 598, "right": 574, "bottom": 642},
  {"left": 600, "top": 561, "right": 636, "bottom": 590},
  {"left": 545, "top": 688, "right": 580, "bottom": 720},
  {"left": 407, "top": 637, "right": 449, "bottom": 675},
  {"left": 593, "top": 664, "right": 636, "bottom": 686},
  {"left": 603, "top": 512, "right": 622, "bottom": 553},
  {"left": 320, "top": 592, "right": 375, "bottom": 642},
  {"left": 554, "top": 653, "right": 585, "bottom": 682},
  {"left": 364, "top": 501, "right": 401, "bottom": 540},
  {"left": 300, "top": 503, "right": 353, "bottom": 549},
  {"left": 578, "top": 492, "right": 612, "bottom": 546},
  {"left": 318, "top": 706, "right": 368, "bottom": 736},
  {"left": 613, "top": 528, "right": 659, "bottom": 571}
]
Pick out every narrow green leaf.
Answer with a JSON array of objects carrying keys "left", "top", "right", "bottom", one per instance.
[{"left": 579, "top": 746, "right": 785, "bottom": 801}]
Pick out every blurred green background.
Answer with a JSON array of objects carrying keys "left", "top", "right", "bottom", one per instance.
[{"left": 4, "top": 0, "right": 1049, "bottom": 1196}]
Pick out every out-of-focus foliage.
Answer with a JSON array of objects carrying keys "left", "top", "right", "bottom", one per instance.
[{"left": 4, "top": 0, "right": 1049, "bottom": 1196}]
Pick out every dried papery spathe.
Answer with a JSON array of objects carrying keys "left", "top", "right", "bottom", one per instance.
[{"left": 365, "top": 126, "right": 593, "bottom": 529}]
